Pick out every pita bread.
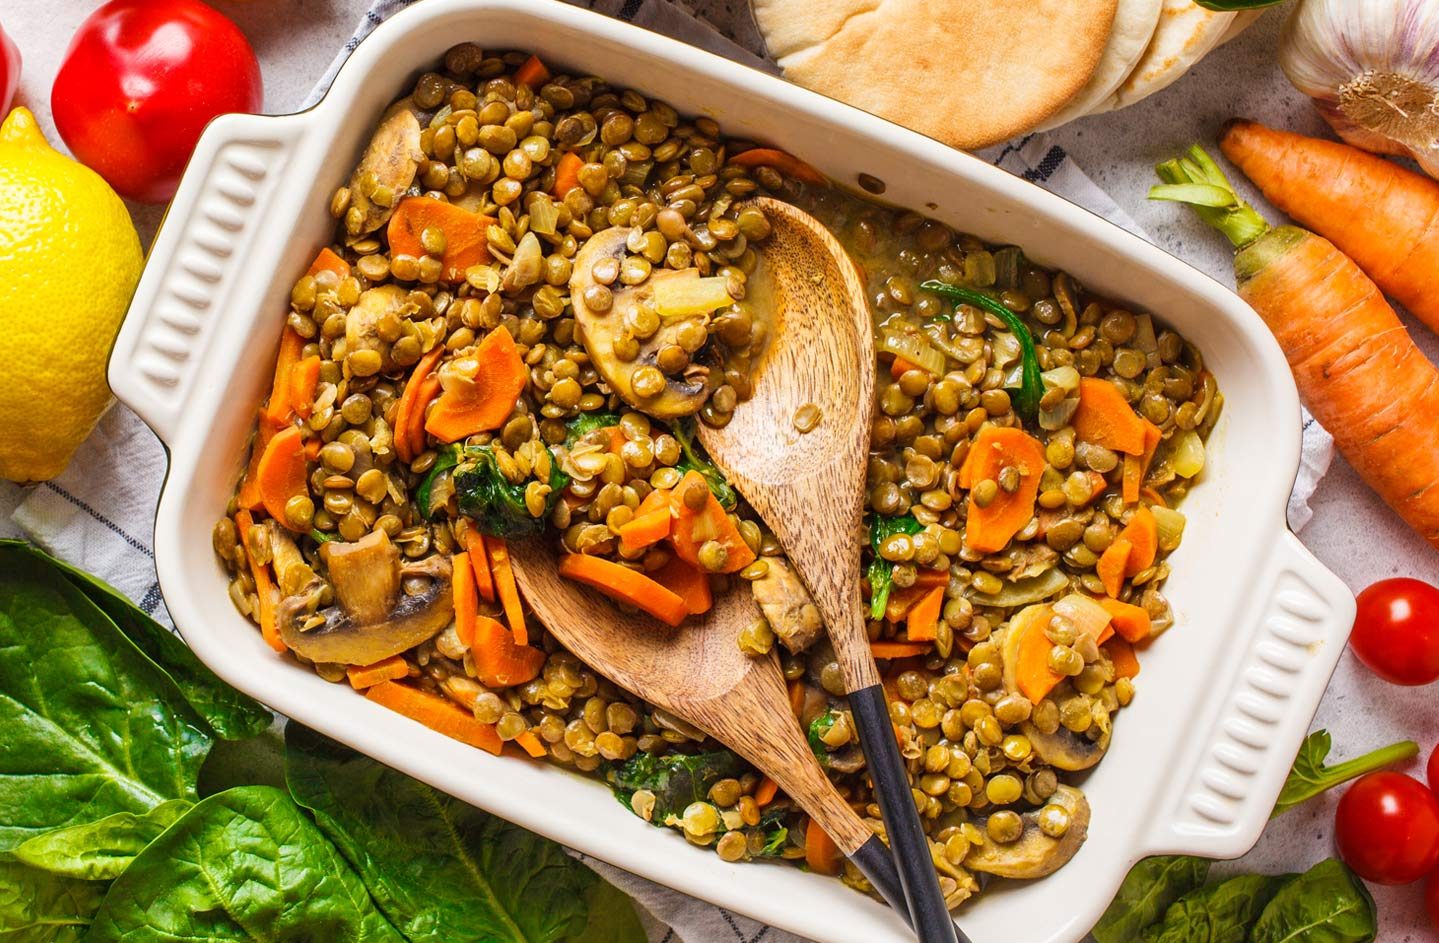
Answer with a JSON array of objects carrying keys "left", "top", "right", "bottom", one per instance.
[
  {"left": 1090, "top": 0, "right": 1234, "bottom": 114},
  {"left": 1219, "top": 9, "right": 1263, "bottom": 45},
  {"left": 754, "top": 0, "right": 1119, "bottom": 150},
  {"left": 1037, "top": 0, "right": 1164, "bottom": 131}
]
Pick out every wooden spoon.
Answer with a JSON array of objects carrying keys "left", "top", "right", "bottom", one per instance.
[
  {"left": 507, "top": 539, "right": 917, "bottom": 929},
  {"left": 698, "top": 197, "right": 963, "bottom": 943}
]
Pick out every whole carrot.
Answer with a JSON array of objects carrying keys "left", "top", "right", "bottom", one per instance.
[
  {"left": 1220, "top": 120, "right": 1439, "bottom": 338},
  {"left": 1152, "top": 146, "right": 1439, "bottom": 550}
]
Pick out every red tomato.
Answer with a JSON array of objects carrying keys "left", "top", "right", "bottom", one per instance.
[
  {"left": 1430, "top": 741, "right": 1439, "bottom": 798},
  {"left": 1349, "top": 578, "right": 1439, "bottom": 686},
  {"left": 1428, "top": 870, "right": 1439, "bottom": 933},
  {"left": 1335, "top": 771, "right": 1439, "bottom": 885},
  {"left": 51, "top": 0, "right": 262, "bottom": 203},
  {"left": 0, "top": 20, "right": 19, "bottom": 116}
]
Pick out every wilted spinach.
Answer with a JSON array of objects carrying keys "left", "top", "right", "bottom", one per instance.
[
  {"left": 1093, "top": 855, "right": 1212, "bottom": 943},
  {"left": 454, "top": 444, "right": 570, "bottom": 537},
  {"left": 1250, "top": 858, "right": 1376, "bottom": 943},
  {"left": 866, "top": 514, "right": 923, "bottom": 619},
  {"left": 672, "top": 418, "right": 737, "bottom": 510},
  {"left": 1273, "top": 729, "right": 1418, "bottom": 817},
  {"left": 807, "top": 712, "right": 837, "bottom": 765},
  {"left": 14, "top": 799, "right": 191, "bottom": 881},
  {"left": 0, "top": 858, "right": 108, "bottom": 942},
  {"left": 611, "top": 751, "right": 745, "bottom": 824},
  {"left": 564, "top": 412, "right": 621, "bottom": 448}
]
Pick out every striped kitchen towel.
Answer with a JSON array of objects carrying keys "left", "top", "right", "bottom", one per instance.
[{"left": 9, "top": 2, "right": 1335, "bottom": 942}]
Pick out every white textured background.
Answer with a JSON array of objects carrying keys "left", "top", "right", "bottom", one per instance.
[{"left": 2, "top": 2, "right": 1437, "bottom": 939}]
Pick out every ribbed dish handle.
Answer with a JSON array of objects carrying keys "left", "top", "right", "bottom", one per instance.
[
  {"left": 1142, "top": 530, "right": 1354, "bottom": 859},
  {"left": 108, "top": 113, "right": 306, "bottom": 446}
]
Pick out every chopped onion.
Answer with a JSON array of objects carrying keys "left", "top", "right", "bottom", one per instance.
[
  {"left": 1151, "top": 506, "right": 1187, "bottom": 552},
  {"left": 1039, "top": 396, "right": 1079, "bottom": 432},
  {"left": 1135, "top": 314, "right": 1160, "bottom": 369},
  {"left": 1042, "top": 365, "right": 1080, "bottom": 394},
  {"left": 1053, "top": 593, "right": 1113, "bottom": 642},
  {"left": 1171, "top": 430, "right": 1206, "bottom": 479},
  {"left": 528, "top": 194, "right": 559, "bottom": 236},
  {"left": 878, "top": 328, "right": 946, "bottom": 375},
  {"left": 992, "top": 331, "right": 1021, "bottom": 371},
  {"left": 994, "top": 247, "right": 1023, "bottom": 291},
  {"left": 971, "top": 568, "right": 1069, "bottom": 609},
  {"left": 654, "top": 275, "right": 734, "bottom": 318}
]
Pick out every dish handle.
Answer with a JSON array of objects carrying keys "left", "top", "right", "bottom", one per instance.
[
  {"left": 1140, "top": 530, "right": 1354, "bottom": 860},
  {"left": 108, "top": 112, "right": 307, "bottom": 446}
]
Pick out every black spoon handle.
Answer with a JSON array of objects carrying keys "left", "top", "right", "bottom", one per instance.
[{"left": 849, "top": 684, "right": 968, "bottom": 943}]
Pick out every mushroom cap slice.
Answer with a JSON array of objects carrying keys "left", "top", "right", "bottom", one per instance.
[
  {"left": 1022, "top": 716, "right": 1111, "bottom": 771},
  {"left": 346, "top": 102, "right": 423, "bottom": 234},
  {"left": 569, "top": 227, "right": 715, "bottom": 418},
  {"left": 277, "top": 532, "right": 453, "bottom": 666},
  {"left": 965, "top": 785, "right": 1090, "bottom": 879}
]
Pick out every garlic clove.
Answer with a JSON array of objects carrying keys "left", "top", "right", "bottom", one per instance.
[{"left": 1279, "top": 0, "right": 1439, "bottom": 178}]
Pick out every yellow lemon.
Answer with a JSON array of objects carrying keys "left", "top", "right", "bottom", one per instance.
[{"left": 0, "top": 107, "right": 142, "bottom": 482}]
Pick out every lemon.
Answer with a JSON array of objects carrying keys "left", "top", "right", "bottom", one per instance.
[{"left": 0, "top": 107, "right": 142, "bottom": 483}]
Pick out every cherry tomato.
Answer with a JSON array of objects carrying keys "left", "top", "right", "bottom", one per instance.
[
  {"left": 1349, "top": 578, "right": 1439, "bottom": 686},
  {"left": 1335, "top": 771, "right": 1439, "bottom": 884},
  {"left": 1428, "top": 870, "right": 1439, "bottom": 933},
  {"left": 51, "top": 0, "right": 262, "bottom": 203},
  {"left": 0, "top": 20, "right": 19, "bottom": 116},
  {"left": 1429, "top": 741, "right": 1439, "bottom": 798}
]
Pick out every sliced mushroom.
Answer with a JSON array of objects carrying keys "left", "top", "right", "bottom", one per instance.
[
  {"left": 345, "top": 285, "right": 408, "bottom": 373},
  {"left": 749, "top": 557, "right": 823, "bottom": 654},
  {"left": 1021, "top": 717, "right": 1110, "bottom": 771},
  {"left": 964, "top": 785, "right": 1090, "bottom": 879},
  {"left": 345, "top": 102, "right": 423, "bottom": 234},
  {"left": 569, "top": 227, "right": 715, "bottom": 418},
  {"left": 277, "top": 531, "right": 452, "bottom": 666},
  {"left": 265, "top": 522, "right": 321, "bottom": 598}
]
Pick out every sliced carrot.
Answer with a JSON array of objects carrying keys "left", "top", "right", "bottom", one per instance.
[
  {"left": 1118, "top": 506, "right": 1158, "bottom": 577},
  {"left": 1011, "top": 604, "right": 1063, "bottom": 704},
  {"left": 557, "top": 553, "right": 690, "bottom": 627},
  {"left": 387, "top": 197, "right": 495, "bottom": 283},
  {"left": 1123, "top": 420, "right": 1164, "bottom": 504},
  {"left": 453, "top": 551, "right": 479, "bottom": 648},
  {"left": 1075, "top": 378, "right": 1147, "bottom": 456},
  {"left": 804, "top": 819, "right": 843, "bottom": 876},
  {"left": 870, "top": 640, "right": 932, "bottom": 659},
  {"left": 464, "top": 532, "right": 496, "bottom": 603},
  {"left": 425, "top": 326, "right": 527, "bottom": 443},
  {"left": 787, "top": 679, "right": 806, "bottom": 719},
  {"left": 635, "top": 486, "right": 672, "bottom": 517},
  {"left": 889, "top": 356, "right": 918, "bottom": 380},
  {"left": 1140, "top": 487, "right": 1168, "bottom": 508},
  {"left": 1105, "top": 637, "right": 1141, "bottom": 680},
  {"left": 905, "top": 585, "right": 944, "bottom": 643},
  {"left": 365, "top": 681, "right": 503, "bottom": 756},
  {"left": 668, "top": 470, "right": 756, "bottom": 573},
  {"left": 727, "top": 147, "right": 828, "bottom": 187},
  {"left": 962, "top": 426, "right": 1046, "bottom": 554},
  {"left": 885, "top": 584, "right": 932, "bottom": 623},
  {"left": 262, "top": 327, "right": 306, "bottom": 427},
  {"left": 755, "top": 776, "right": 780, "bottom": 808},
  {"left": 484, "top": 536, "right": 528, "bottom": 646},
  {"left": 912, "top": 568, "right": 949, "bottom": 589},
  {"left": 552, "top": 151, "right": 584, "bottom": 198},
  {"left": 307, "top": 246, "right": 351, "bottom": 280},
  {"left": 407, "top": 374, "right": 442, "bottom": 460},
  {"left": 514, "top": 54, "right": 551, "bottom": 88},
  {"left": 394, "top": 345, "right": 445, "bottom": 463},
  {"left": 256, "top": 425, "right": 309, "bottom": 528},
  {"left": 1098, "top": 597, "right": 1152, "bottom": 643},
  {"left": 234, "top": 509, "right": 285, "bottom": 653},
  {"left": 618, "top": 507, "right": 672, "bottom": 553},
  {"left": 289, "top": 355, "right": 322, "bottom": 419},
  {"left": 650, "top": 554, "right": 712, "bottom": 616},
  {"left": 237, "top": 411, "right": 283, "bottom": 510},
  {"left": 514, "top": 730, "right": 547, "bottom": 759},
  {"left": 347, "top": 655, "right": 410, "bottom": 690},
  {"left": 470, "top": 615, "right": 546, "bottom": 689},
  {"left": 1098, "top": 537, "right": 1132, "bottom": 598}
]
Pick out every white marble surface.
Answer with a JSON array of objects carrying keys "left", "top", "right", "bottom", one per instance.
[{"left": 3, "top": 1, "right": 1437, "bottom": 938}]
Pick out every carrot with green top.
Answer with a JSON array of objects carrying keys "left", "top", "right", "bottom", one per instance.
[
  {"left": 1219, "top": 121, "right": 1439, "bottom": 338},
  {"left": 1152, "top": 144, "right": 1439, "bottom": 549}
]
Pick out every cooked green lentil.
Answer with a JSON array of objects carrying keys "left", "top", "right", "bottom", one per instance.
[{"left": 218, "top": 47, "right": 1221, "bottom": 911}]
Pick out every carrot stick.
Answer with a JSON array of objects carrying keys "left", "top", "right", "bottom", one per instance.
[
  {"left": 890, "top": 356, "right": 918, "bottom": 380},
  {"left": 1153, "top": 144, "right": 1439, "bottom": 548},
  {"left": 393, "top": 345, "right": 445, "bottom": 463},
  {"left": 727, "top": 148, "right": 828, "bottom": 187},
  {"left": 557, "top": 553, "right": 690, "bottom": 627},
  {"left": 787, "top": 678, "right": 806, "bottom": 720},
  {"left": 755, "top": 776, "right": 780, "bottom": 808},
  {"left": 514, "top": 730, "right": 547, "bottom": 758},
  {"left": 256, "top": 425, "right": 309, "bottom": 527},
  {"left": 870, "top": 640, "right": 932, "bottom": 659},
  {"left": 407, "top": 374, "right": 442, "bottom": 460},
  {"left": 262, "top": 327, "right": 306, "bottom": 427},
  {"left": 365, "top": 681, "right": 503, "bottom": 756},
  {"left": 463, "top": 532, "right": 496, "bottom": 603},
  {"left": 1013, "top": 605, "right": 1063, "bottom": 704},
  {"left": 1098, "top": 597, "right": 1152, "bottom": 643},
  {"left": 1220, "top": 120, "right": 1439, "bottom": 338},
  {"left": 387, "top": 197, "right": 495, "bottom": 283},
  {"left": 237, "top": 410, "right": 282, "bottom": 510},
  {"left": 453, "top": 551, "right": 479, "bottom": 647},
  {"left": 1105, "top": 637, "right": 1141, "bottom": 680},
  {"left": 1074, "top": 378, "right": 1146, "bottom": 455},
  {"left": 905, "top": 585, "right": 944, "bottom": 643},
  {"left": 650, "top": 554, "right": 712, "bottom": 616},
  {"left": 425, "top": 327, "right": 527, "bottom": 443},
  {"left": 618, "top": 507, "right": 672, "bottom": 553},
  {"left": 1122, "top": 420, "right": 1163, "bottom": 504},
  {"left": 307, "top": 246, "right": 351, "bottom": 280},
  {"left": 469, "top": 615, "right": 545, "bottom": 688},
  {"left": 804, "top": 819, "right": 843, "bottom": 875},
  {"left": 552, "top": 151, "right": 584, "bottom": 198},
  {"left": 289, "top": 356, "right": 321, "bottom": 419},
  {"left": 514, "top": 54, "right": 551, "bottom": 88},
  {"left": 1098, "top": 538, "right": 1132, "bottom": 598},
  {"left": 668, "top": 471, "right": 756, "bottom": 573},
  {"left": 1117, "top": 506, "right": 1158, "bottom": 577},
  {"left": 484, "top": 536, "right": 529, "bottom": 646},
  {"left": 962, "top": 426, "right": 1046, "bottom": 554},
  {"left": 347, "top": 655, "right": 410, "bottom": 690},
  {"left": 234, "top": 509, "right": 285, "bottom": 653}
]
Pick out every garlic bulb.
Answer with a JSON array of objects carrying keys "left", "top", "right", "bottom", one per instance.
[{"left": 1279, "top": 0, "right": 1439, "bottom": 178}]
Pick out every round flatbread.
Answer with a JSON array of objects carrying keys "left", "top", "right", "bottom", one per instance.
[
  {"left": 754, "top": 0, "right": 1119, "bottom": 150},
  {"left": 1219, "top": 9, "right": 1263, "bottom": 45},
  {"left": 1090, "top": 0, "right": 1235, "bottom": 114},
  {"left": 1037, "top": 0, "right": 1164, "bottom": 131}
]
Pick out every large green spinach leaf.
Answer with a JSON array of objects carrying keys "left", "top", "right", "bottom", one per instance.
[
  {"left": 1250, "top": 859, "right": 1376, "bottom": 943},
  {"left": 285, "top": 725, "right": 600, "bottom": 943},
  {"left": 1093, "top": 856, "right": 1212, "bottom": 943},
  {"left": 1142, "top": 872, "right": 1293, "bottom": 943},
  {"left": 85, "top": 785, "right": 402, "bottom": 943},
  {"left": 0, "top": 549, "right": 210, "bottom": 851},
  {"left": 568, "top": 876, "right": 647, "bottom": 943},
  {"left": 13, "top": 800, "right": 190, "bottom": 881},
  {"left": 0, "top": 859, "right": 107, "bottom": 943},
  {"left": 0, "top": 541, "right": 271, "bottom": 741}
]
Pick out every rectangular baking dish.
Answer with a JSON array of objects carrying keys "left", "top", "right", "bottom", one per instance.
[{"left": 108, "top": 2, "right": 1356, "bottom": 940}]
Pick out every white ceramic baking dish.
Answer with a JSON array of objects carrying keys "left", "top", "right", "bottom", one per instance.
[{"left": 108, "top": 2, "right": 1356, "bottom": 940}]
